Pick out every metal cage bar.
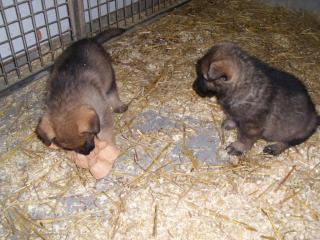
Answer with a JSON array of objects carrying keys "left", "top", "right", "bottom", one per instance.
[
  {"left": 14, "top": 0, "right": 33, "bottom": 73},
  {"left": 0, "top": 1, "right": 22, "bottom": 79},
  {"left": 28, "top": 1, "right": 46, "bottom": 67},
  {"left": 40, "top": 0, "right": 55, "bottom": 62},
  {"left": 53, "top": 0, "right": 66, "bottom": 50},
  {"left": 0, "top": 0, "right": 190, "bottom": 98}
]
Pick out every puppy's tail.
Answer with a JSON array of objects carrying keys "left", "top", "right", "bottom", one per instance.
[{"left": 93, "top": 28, "right": 125, "bottom": 45}]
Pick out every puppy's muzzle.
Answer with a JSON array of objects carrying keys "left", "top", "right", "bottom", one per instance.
[
  {"left": 76, "top": 140, "right": 95, "bottom": 155},
  {"left": 192, "top": 75, "right": 216, "bottom": 98}
]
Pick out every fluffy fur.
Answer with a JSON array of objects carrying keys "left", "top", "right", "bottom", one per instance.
[
  {"left": 36, "top": 28, "right": 127, "bottom": 155},
  {"left": 193, "top": 42, "right": 319, "bottom": 156}
]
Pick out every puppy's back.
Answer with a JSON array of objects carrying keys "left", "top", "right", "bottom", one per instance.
[
  {"left": 48, "top": 28, "right": 125, "bottom": 104},
  {"left": 48, "top": 37, "right": 119, "bottom": 112}
]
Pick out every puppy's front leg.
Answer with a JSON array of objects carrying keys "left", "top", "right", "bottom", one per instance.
[
  {"left": 226, "top": 122, "right": 262, "bottom": 156},
  {"left": 222, "top": 117, "right": 237, "bottom": 130},
  {"left": 98, "top": 107, "right": 116, "bottom": 144},
  {"left": 226, "top": 133, "right": 258, "bottom": 156}
]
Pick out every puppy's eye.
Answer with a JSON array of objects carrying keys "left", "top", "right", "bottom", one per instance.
[
  {"left": 221, "top": 75, "right": 228, "bottom": 81},
  {"left": 201, "top": 74, "right": 208, "bottom": 80}
]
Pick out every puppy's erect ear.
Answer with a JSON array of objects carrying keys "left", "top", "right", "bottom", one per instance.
[
  {"left": 207, "top": 63, "right": 225, "bottom": 81},
  {"left": 36, "top": 113, "right": 56, "bottom": 146},
  {"left": 76, "top": 106, "right": 100, "bottom": 135},
  {"left": 207, "top": 60, "right": 233, "bottom": 81}
]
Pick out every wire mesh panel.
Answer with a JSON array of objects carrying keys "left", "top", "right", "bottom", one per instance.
[
  {"left": 0, "top": 0, "right": 73, "bottom": 92},
  {"left": 0, "top": 0, "right": 189, "bottom": 96},
  {"left": 83, "top": 0, "right": 184, "bottom": 36}
]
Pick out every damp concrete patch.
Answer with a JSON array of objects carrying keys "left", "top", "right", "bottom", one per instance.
[{"left": 134, "top": 110, "right": 220, "bottom": 166}]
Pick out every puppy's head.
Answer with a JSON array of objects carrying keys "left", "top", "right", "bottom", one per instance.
[
  {"left": 192, "top": 43, "right": 240, "bottom": 97},
  {"left": 36, "top": 105, "right": 100, "bottom": 155}
]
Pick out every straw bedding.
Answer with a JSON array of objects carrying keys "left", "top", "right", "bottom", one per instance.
[{"left": 1, "top": 0, "right": 320, "bottom": 239}]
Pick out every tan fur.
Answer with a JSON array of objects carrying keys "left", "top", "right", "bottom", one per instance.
[
  {"left": 36, "top": 113, "right": 55, "bottom": 146},
  {"left": 75, "top": 106, "right": 99, "bottom": 134},
  {"left": 36, "top": 29, "right": 127, "bottom": 155},
  {"left": 36, "top": 106, "right": 97, "bottom": 150}
]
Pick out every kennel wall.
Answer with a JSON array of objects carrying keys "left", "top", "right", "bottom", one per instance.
[{"left": 0, "top": 0, "right": 189, "bottom": 97}]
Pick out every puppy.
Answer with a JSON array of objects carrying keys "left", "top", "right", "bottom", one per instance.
[
  {"left": 193, "top": 42, "right": 319, "bottom": 156},
  {"left": 36, "top": 28, "right": 127, "bottom": 155}
]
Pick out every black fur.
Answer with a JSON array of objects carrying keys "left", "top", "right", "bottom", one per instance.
[
  {"left": 93, "top": 28, "right": 125, "bottom": 45},
  {"left": 193, "top": 42, "right": 319, "bottom": 156}
]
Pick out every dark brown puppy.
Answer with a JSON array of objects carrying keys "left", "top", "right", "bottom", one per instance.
[
  {"left": 193, "top": 42, "right": 319, "bottom": 156},
  {"left": 36, "top": 28, "right": 127, "bottom": 155}
]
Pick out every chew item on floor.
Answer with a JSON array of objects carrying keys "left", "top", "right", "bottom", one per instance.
[{"left": 69, "top": 138, "right": 120, "bottom": 179}]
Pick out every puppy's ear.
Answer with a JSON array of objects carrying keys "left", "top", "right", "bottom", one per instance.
[
  {"left": 76, "top": 106, "right": 100, "bottom": 135},
  {"left": 36, "top": 113, "right": 56, "bottom": 146},
  {"left": 207, "top": 62, "right": 226, "bottom": 81},
  {"left": 208, "top": 60, "right": 233, "bottom": 81}
]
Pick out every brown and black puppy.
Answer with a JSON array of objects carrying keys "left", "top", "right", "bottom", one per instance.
[
  {"left": 193, "top": 42, "right": 319, "bottom": 156},
  {"left": 36, "top": 28, "right": 127, "bottom": 155}
]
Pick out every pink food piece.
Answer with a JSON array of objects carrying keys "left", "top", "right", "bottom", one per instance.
[
  {"left": 90, "top": 143, "right": 120, "bottom": 179},
  {"left": 69, "top": 151, "right": 94, "bottom": 169},
  {"left": 68, "top": 138, "right": 120, "bottom": 179}
]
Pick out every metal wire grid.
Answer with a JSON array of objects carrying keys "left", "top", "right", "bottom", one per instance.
[
  {"left": 0, "top": 0, "right": 188, "bottom": 97},
  {"left": 0, "top": 0, "right": 72, "bottom": 91},
  {"left": 83, "top": 0, "right": 180, "bottom": 36}
]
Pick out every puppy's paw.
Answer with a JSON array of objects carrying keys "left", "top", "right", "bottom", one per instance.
[
  {"left": 263, "top": 143, "right": 288, "bottom": 156},
  {"left": 222, "top": 119, "right": 237, "bottom": 130},
  {"left": 226, "top": 142, "right": 245, "bottom": 156},
  {"left": 113, "top": 104, "right": 128, "bottom": 113}
]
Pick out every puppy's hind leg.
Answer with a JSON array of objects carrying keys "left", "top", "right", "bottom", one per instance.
[
  {"left": 263, "top": 142, "right": 289, "bottom": 156},
  {"left": 106, "top": 80, "right": 128, "bottom": 113},
  {"left": 263, "top": 115, "right": 318, "bottom": 156}
]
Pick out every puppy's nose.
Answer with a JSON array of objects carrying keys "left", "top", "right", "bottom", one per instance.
[
  {"left": 193, "top": 77, "right": 207, "bottom": 97},
  {"left": 192, "top": 80, "right": 198, "bottom": 92},
  {"left": 192, "top": 77, "right": 202, "bottom": 92},
  {"left": 192, "top": 82, "right": 197, "bottom": 92},
  {"left": 77, "top": 141, "right": 95, "bottom": 155}
]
